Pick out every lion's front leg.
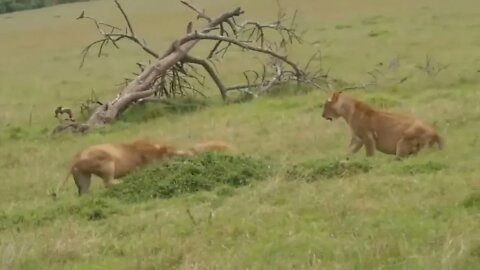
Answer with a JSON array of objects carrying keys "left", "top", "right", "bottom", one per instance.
[
  {"left": 363, "top": 132, "right": 376, "bottom": 157},
  {"left": 347, "top": 135, "right": 364, "bottom": 156},
  {"left": 395, "top": 137, "right": 418, "bottom": 160},
  {"left": 72, "top": 170, "right": 92, "bottom": 196},
  {"left": 99, "top": 160, "right": 118, "bottom": 188}
]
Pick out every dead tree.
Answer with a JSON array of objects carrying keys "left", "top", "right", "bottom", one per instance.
[
  {"left": 79, "top": 89, "right": 103, "bottom": 119},
  {"left": 54, "top": 0, "right": 326, "bottom": 133},
  {"left": 54, "top": 106, "right": 74, "bottom": 121}
]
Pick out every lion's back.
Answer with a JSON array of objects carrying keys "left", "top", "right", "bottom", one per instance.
[
  {"left": 191, "top": 141, "right": 236, "bottom": 154},
  {"left": 76, "top": 143, "right": 134, "bottom": 162}
]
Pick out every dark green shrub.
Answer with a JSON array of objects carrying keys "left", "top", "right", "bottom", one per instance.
[
  {"left": 104, "top": 152, "right": 272, "bottom": 203},
  {"left": 462, "top": 192, "right": 480, "bottom": 210}
]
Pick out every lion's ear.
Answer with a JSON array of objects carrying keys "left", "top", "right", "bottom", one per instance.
[{"left": 330, "top": 91, "right": 342, "bottom": 102}]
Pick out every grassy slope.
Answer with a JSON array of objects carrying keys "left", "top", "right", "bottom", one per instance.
[{"left": 1, "top": 0, "right": 479, "bottom": 269}]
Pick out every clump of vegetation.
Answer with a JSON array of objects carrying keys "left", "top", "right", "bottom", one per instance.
[
  {"left": 286, "top": 158, "right": 372, "bottom": 182},
  {"left": 335, "top": 24, "right": 352, "bottom": 30},
  {"left": 399, "top": 161, "right": 447, "bottom": 175},
  {"left": 470, "top": 242, "right": 480, "bottom": 259},
  {"left": 361, "top": 15, "right": 394, "bottom": 26},
  {"left": 461, "top": 192, "right": 480, "bottom": 210},
  {"left": 367, "top": 30, "right": 390, "bottom": 37},
  {"left": 70, "top": 197, "right": 121, "bottom": 221},
  {"left": 118, "top": 96, "right": 209, "bottom": 123},
  {"left": 0, "top": 197, "right": 120, "bottom": 231},
  {"left": 104, "top": 152, "right": 272, "bottom": 203}
]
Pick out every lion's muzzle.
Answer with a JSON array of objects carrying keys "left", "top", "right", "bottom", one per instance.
[{"left": 322, "top": 113, "right": 333, "bottom": 121}]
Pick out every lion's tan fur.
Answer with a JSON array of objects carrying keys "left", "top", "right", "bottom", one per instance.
[
  {"left": 55, "top": 139, "right": 178, "bottom": 196},
  {"left": 175, "top": 140, "right": 236, "bottom": 157},
  {"left": 321, "top": 91, "right": 443, "bottom": 159}
]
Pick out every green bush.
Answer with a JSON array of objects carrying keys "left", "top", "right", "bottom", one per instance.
[
  {"left": 286, "top": 158, "right": 372, "bottom": 182},
  {"left": 105, "top": 152, "right": 272, "bottom": 203}
]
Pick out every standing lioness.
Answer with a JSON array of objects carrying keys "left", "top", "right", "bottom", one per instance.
[
  {"left": 321, "top": 91, "right": 443, "bottom": 159},
  {"left": 54, "top": 139, "right": 179, "bottom": 196}
]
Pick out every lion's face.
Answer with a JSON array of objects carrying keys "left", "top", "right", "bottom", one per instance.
[{"left": 322, "top": 91, "right": 342, "bottom": 121}]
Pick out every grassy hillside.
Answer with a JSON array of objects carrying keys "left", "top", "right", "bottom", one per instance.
[
  {"left": 0, "top": 0, "right": 479, "bottom": 269},
  {"left": 0, "top": 0, "right": 92, "bottom": 15}
]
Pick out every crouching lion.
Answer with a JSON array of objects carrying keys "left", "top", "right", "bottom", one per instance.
[
  {"left": 321, "top": 91, "right": 443, "bottom": 159},
  {"left": 53, "top": 139, "right": 179, "bottom": 197}
]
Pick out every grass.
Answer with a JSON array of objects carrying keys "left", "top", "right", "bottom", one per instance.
[
  {"left": 105, "top": 152, "right": 273, "bottom": 203},
  {"left": 285, "top": 158, "right": 372, "bottom": 182},
  {"left": 1, "top": 0, "right": 480, "bottom": 269}
]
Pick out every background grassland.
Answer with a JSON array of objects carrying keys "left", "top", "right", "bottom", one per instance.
[{"left": 0, "top": 0, "right": 479, "bottom": 269}]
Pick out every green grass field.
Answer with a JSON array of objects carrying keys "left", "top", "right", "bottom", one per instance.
[{"left": 1, "top": 0, "right": 479, "bottom": 269}]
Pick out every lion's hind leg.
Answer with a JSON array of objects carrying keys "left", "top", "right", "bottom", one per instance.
[
  {"left": 97, "top": 160, "right": 121, "bottom": 188},
  {"left": 72, "top": 169, "right": 92, "bottom": 196}
]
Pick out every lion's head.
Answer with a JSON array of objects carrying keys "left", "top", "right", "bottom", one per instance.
[{"left": 322, "top": 91, "right": 343, "bottom": 121}]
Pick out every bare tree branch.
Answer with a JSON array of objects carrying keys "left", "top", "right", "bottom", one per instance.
[
  {"left": 114, "top": 0, "right": 135, "bottom": 36},
  {"left": 78, "top": 1, "right": 160, "bottom": 68},
  {"left": 178, "top": 32, "right": 303, "bottom": 79},
  {"left": 259, "top": 63, "right": 283, "bottom": 93},
  {"left": 183, "top": 55, "right": 227, "bottom": 100},
  {"left": 180, "top": 0, "right": 212, "bottom": 22}
]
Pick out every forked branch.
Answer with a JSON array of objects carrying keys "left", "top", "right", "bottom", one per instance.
[
  {"left": 178, "top": 32, "right": 303, "bottom": 80},
  {"left": 182, "top": 55, "right": 227, "bottom": 100}
]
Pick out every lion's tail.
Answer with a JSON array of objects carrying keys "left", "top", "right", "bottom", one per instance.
[{"left": 50, "top": 166, "right": 74, "bottom": 199}]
